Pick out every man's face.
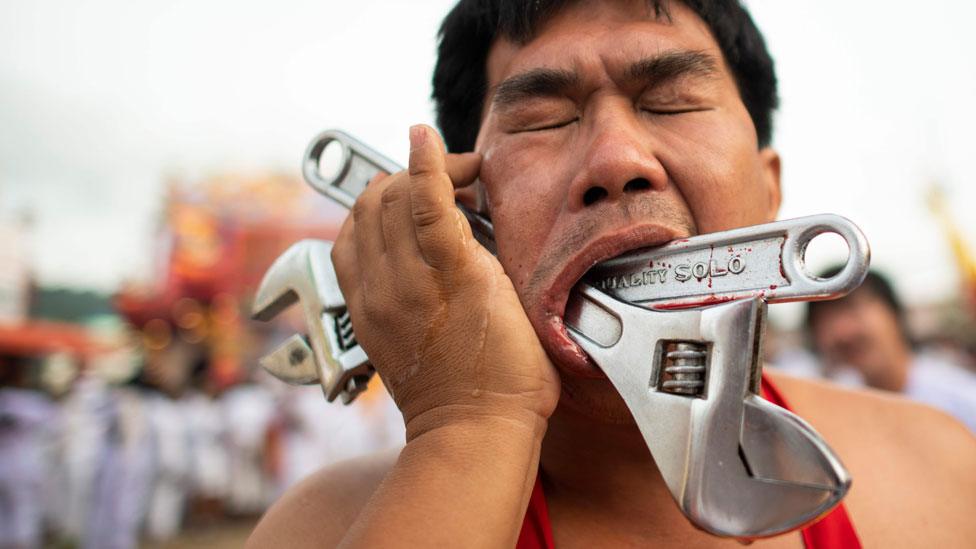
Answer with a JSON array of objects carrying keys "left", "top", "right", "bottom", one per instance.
[
  {"left": 473, "top": 0, "right": 781, "bottom": 392},
  {"left": 810, "top": 290, "right": 908, "bottom": 384}
]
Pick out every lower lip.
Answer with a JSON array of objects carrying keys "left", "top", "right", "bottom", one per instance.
[{"left": 543, "top": 315, "right": 606, "bottom": 379}]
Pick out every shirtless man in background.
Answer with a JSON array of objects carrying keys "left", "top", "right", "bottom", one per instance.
[{"left": 248, "top": 1, "right": 976, "bottom": 546}]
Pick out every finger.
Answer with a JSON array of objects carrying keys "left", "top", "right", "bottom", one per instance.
[
  {"left": 332, "top": 213, "right": 361, "bottom": 310},
  {"left": 352, "top": 172, "right": 390, "bottom": 265},
  {"left": 383, "top": 152, "right": 481, "bottom": 259},
  {"left": 445, "top": 152, "right": 481, "bottom": 189},
  {"left": 407, "top": 125, "right": 470, "bottom": 271},
  {"left": 380, "top": 176, "right": 421, "bottom": 259}
]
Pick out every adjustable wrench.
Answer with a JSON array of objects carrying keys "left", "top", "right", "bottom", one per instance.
[
  {"left": 561, "top": 215, "right": 868, "bottom": 537},
  {"left": 252, "top": 129, "right": 870, "bottom": 539},
  {"left": 253, "top": 130, "right": 495, "bottom": 404}
]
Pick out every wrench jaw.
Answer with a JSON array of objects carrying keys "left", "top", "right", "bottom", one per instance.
[
  {"left": 251, "top": 239, "right": 376, "bottom": 404},
  {"left": 566, "top": 285, "right": 851, "bottom": 540},
  {"left": 332, "top": 346, "right": 373, "bottom": 404},
  {"left": 258, "top": 334, "right": 320, "bottom": 385}
]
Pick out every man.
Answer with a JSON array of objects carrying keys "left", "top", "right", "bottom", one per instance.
[
  {"left": 808, "top": 269, "right": 976, "bottom": 433},
  {"left": 248, "top": 1, "right": 976, "bottom": 546}
]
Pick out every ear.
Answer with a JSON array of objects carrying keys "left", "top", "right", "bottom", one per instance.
[{"left": 758, "top": 148, "right": 781, "bottom": 220}]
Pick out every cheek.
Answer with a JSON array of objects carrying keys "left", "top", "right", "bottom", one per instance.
[
  {"left": 661, "top": 116, "right": 768, "bottom": 233},
  {"left": 480, "top": 139, "right": 567, "bottom": 288},
  {"left": 864, "top": 307, "right": 901, "bottom": 346}
]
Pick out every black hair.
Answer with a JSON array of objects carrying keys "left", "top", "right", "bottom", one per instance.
[
  {"left": 806, "top": 268, "right": 913, "bottom": 344},
  {"left": 432, "top": 0, "right": 778, "bottom": 153}
]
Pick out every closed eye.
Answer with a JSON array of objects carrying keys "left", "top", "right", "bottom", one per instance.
[
  {"left": 518, "top": 118, "right": 579, "bottom": 132},
  {"left": 642, "top": 107, "right": 711, "bottom": 116}
]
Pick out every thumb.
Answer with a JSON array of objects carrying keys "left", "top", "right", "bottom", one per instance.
[{"left": 408, "top": 125, "right": 468, "bottom": 271}]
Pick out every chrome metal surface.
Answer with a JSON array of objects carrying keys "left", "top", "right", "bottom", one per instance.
[
  {"left": 302, "top": 129, "right": 497, "bottom": 254},
  {"left": 565, "top": 285, "right": 851, "bottom": 538},
  {"left": 661, "top": 342, "right": 707, "bottom": 396},
  {"left": 584, "top": 215, "right": 870, "bottom": 309},
  {"left": 251, "top": 240, "right": 372, "bottom": 404},
  {"left": 302, "top": 129, "right": 400, "bottom": 209}
]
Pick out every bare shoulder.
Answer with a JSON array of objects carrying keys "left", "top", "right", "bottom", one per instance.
[
  {"left": 766, "top": 370, "right": 976, "bottom": 547},
  {"left": 246, "top": 447, "right": 400, "bottom": 549}
]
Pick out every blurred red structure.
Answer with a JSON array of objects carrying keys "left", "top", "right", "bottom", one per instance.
[
  {"left": 115, "top": 173, "right": 345, "bottom": 388},
  {"left": 0, "top": 321, "right": 105, "bottom": 360}
]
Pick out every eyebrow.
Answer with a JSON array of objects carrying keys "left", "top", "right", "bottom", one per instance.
[
  {"left": 490, "top": 50, "right": 719, "bottom": 109},
  {"left": 491, "top": 68, "right": 580, "bottom": 108},
  {"left": 629, "top": 50, "right": 718, "bottom": 85}
]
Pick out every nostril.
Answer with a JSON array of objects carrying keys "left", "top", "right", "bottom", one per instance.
[
  {"left": 583, "top": 187, "right": 608, "bottom": 206},
  {"left": 623, "top": 178, "right": 652, "bottom": 193}
]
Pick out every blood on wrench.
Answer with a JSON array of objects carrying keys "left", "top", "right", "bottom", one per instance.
[{"left": 584, "top": 214, "right": 871, "bottom": 309}]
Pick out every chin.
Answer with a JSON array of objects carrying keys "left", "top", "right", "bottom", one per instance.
[{"left": 555, "top": 374, "right": 639, "bottom": 425}]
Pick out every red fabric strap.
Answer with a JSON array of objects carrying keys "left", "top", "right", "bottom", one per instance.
[
  {"left": 516, "top": 475, "right": 555, "bottom": 549},
  {"left": 760, "top": 376, "right": 862, "bottom": 549},
  {"left": 516, "top": 374, "right": 862, "bottom": 549}
]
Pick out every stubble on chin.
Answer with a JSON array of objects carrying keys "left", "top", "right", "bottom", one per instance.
[{"left": 556, "top": 373, "right": 640, "bottom": 425}]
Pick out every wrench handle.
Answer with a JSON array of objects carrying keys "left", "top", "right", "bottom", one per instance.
[
  {"left": 303, "top": 129, "right": 496, "bottom": 254},
  {"left": 584, "top": 214, "right": 871, "bottom": 309}
]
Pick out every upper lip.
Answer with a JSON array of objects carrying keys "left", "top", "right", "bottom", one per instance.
[{"left": 543, "top": 223, "right": 689, "bottom": 320}]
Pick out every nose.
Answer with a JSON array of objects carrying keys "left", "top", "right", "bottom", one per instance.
[{"left": 567, "top": 122, "right": 668, "bottom": 211}]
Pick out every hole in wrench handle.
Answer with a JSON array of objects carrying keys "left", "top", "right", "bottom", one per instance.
[{"left": 303, "top": 130, "right": 401, "bottom": 209}]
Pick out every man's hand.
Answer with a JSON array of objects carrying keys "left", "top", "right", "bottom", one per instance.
[{"left": 331, "top": 124, "right": 560, "bottom": 440}]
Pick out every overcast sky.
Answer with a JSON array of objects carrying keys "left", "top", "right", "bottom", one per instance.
[{"left": 2, "top": 0, "right": 974, "bottom": 327}]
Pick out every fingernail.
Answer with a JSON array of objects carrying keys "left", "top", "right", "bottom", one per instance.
[{"left": 409, "top": 125, "right": 427, "bottom": 150}]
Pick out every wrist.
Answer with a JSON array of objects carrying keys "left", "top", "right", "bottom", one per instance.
[{"left": 403, "top": 401, "right": 549, "bottom": 446}]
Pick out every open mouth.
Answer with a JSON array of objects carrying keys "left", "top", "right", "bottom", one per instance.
[{"left": 537, "top": 224, "right": 687, "bottom": 378}]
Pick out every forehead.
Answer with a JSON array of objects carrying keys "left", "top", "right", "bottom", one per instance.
[
  {"left": 485, "top": 0, "right": 725, "bottom": 92},
  {"left": 813, "top": 288, "right": 892, "bottom": 323}
]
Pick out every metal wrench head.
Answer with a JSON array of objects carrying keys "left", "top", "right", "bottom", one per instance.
[
  {"left": 251, "top": 239, "right": 373, "bottom": 404},
  {"left": 566, "top": 284, "right": 851, "bottom": 538}
]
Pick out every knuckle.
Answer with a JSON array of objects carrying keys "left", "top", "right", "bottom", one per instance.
[
  {"left": 380, "top": 184, "right": 409, "bottom": 209},
  {"left": 351, "top": 198, "right": 370, "bottom": 222},
  {"left": 412, "top": 207, "right": 443, "bottom": 229},
  {"left": 408, "top": 164, "right": 434, "bottom": 178},
  {"left": 411, "top": 195, "right": 445, "bottom": 228},
  {"left": 360, "top": 292, "right": 391, "bottom": 325}
]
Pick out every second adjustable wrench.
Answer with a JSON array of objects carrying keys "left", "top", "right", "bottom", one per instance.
[{"left": 253, "top": 130, "right": 496, "bottom": 403}]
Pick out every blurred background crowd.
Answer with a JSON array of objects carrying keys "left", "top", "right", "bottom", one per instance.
[
  {"left": 0, "top": 176, "right": 404, "bottom": 547},
  {"left": 2, "top": 0, "right": 975, "bottom": 547}
]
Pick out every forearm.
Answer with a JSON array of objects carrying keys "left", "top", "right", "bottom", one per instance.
[{"left": 340, "top": 409, "right": 547, "bottom": 548}]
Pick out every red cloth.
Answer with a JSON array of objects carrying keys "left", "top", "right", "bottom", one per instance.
[
  {"left": 516, "top": 477, "right": 555, "bottom": 549},
  {"left": 516, "top": 374, "right": 862, "bottom": 549}
]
